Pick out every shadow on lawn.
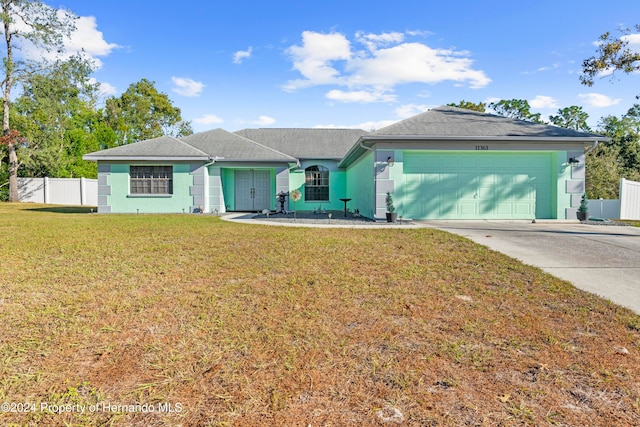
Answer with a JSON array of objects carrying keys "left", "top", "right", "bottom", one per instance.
[{"left": 25, "top": 206, "right": 96, "bottom": 214}]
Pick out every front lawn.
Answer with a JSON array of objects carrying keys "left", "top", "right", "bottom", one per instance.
[{"left": 1, "top": 204, "right": 639, "bottom": 426}]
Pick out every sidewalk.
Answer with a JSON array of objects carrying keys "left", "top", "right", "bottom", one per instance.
[{"left": 220, "top": 211, "right": 423, "bottom": 228}]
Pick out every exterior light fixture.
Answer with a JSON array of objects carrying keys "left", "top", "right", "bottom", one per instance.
[
  {"left": 386, "top": 156, "right": 395, "bottom": 167},
  {"left": 568, "top": 157, "right": 580, "bottom": 166}
]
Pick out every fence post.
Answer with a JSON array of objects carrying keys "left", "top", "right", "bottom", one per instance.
[
  {"left": 80, "top": 177, "right": 86, "bottom": 206},
  {"left": 620, "top": 178, "right": 626, "bottom": 219},
  {"left": 43, "top": 177, "right": 49, "bottom": 204}
]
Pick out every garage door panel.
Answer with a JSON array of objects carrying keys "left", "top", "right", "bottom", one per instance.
[
  {"left": 441, "top": 174, "right": 460, "bottom": 188},
  {"left": 514, "top": 202, "right": 535, "bottom": 215},
  {"left": 459, "top": 202, "right": 478, "bottom": 215},
  {"left": 495, "top": 202, "right": 514, "bottom": 215},
  {"left": 403, "top": 152, "right": 552, "bottom": 219}
]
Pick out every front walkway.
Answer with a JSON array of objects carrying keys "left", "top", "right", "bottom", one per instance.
[{"left": 220, "top": 211, "right": 423, "bottom": 229}]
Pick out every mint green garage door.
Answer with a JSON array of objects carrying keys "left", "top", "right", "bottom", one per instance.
[{"left": 403, "top": 152, "right": 553, "bottom": 219}]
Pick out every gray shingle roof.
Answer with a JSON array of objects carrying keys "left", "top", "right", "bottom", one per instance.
[
  {"left": 373, "top": 105, "right": 602, "bottom": 138},
  {"left": 84, "top": 129, "right": 296, "bottom": 162},
  {"left": 83, "top": 135, "right": 208, "bottom": 159},
  {"left": 181, "top": 129, "right": 296, "bottom": 162},
  {"left": 85, "top": 106, "right": 606, "bottom": 165},
  {"left": 234, "top": 128, "right": 368, "bottom": 159}
]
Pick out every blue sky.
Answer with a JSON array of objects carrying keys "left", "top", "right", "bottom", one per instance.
[{"left": 41, "top": 0, "right": 640, "bottom": 132}]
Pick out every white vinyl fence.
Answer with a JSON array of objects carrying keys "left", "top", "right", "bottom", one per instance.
[
  {"left": 18, "top": 177, "right": 97, "bottom": 206},
  {"left": 587, "top": 178, "right": 640, "bottom": 220},
  {"left": 619, "top": 178, "right": 640, "bottom": 220}
]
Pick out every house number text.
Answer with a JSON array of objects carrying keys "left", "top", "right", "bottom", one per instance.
[{"left": 475, "top": 145, "right": 489, "bottom": 150}]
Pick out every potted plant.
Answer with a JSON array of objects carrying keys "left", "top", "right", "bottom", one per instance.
[
  {"left": 577, "top": 193, "right": 589, "bottom": 221},
  {"left": 385, "top": 192, "right": 397, "bottom": 223}
]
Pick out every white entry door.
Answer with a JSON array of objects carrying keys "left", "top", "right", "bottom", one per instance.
[{"left": 234, "top": 169, "right": 271, "bottom": 211}]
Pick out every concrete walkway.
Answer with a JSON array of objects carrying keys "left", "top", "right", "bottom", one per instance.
[{"left": 221, "top": 212, "right": 423, "bottom": 229}]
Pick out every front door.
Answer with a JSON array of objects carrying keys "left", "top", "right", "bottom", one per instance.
[{"left": 234, "top": 169, "right": 271, "bottom": 211}]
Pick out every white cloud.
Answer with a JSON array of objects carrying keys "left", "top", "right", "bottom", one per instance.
[
  {"left": 63, "top": 15, "right": 120, "bottom": 68},
  {"left": 578, "top": 93, "right": 622, "bottom": 107},
  {"left": 313, "top": 120, "right": 397, "bottom": 131},
  {"left": 314, "top": 103, "right": 429, "bottom": 130},
  {"left": 349, "top": 42, "right": 490, "bottom": 89},
  {"left": 194, "top": 114, "right": 224, "bottom": 125},
  {"left": 233, "top": 47, "right": 253, "bottom": 64},
  {"left": 13, "top": 10, "right": 120, "bottom": 68},
  {"left": 252, "top": 115, "right": 276, "bottom": 125},
  {"left": 171, "top": 77, "right": 205, "bottom": 97},
  {"left": 355, "top": 31, "right": 404, "bottom": 51},
  {"left": 395, "top": 103, "right": 429, "bottom": 118},
  {"left": 284, "top": 30, "right": 490, "bottom": 98},
  {"left": 89, "top": 78, "right": 117, "bottom": 96},
  {"left": 536, "top": 63, "right": 560, "bottom": 72},
  {"left": 621, "top": 33, "right": 640, "bottom": 51},
  {"left": 325, "top": 89, "right": 395, "bottom": 103},
  {"left": 284, "top": 31, "right": 352, "bottom": 90},
  {"left": 529, "top": 95, "right": 559, "bottom": 109}
]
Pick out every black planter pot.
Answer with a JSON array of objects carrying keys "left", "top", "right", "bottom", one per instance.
[
  {"left": 577, "top": 211, "right": 589, "bottom": 221},
  {"left": 386, "top": 212, "right": 398, "bottom": 223}
]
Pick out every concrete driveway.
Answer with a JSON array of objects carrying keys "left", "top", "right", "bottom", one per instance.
[{"left": 420, "top": 221, "right": 640, "bottom": 314}]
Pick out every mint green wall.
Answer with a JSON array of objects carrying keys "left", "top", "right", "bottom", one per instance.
[
  {"left": 108, "top": 163, "right": 196, "bottom": 213},
  {"left": 345, "top": 151, "right": 375, "bottom": 218},
  {"left": 221, "top": 168, "right": 235, "bottom": 211},
  {"left": 289, "top": 160, "right": 346, "bottom": 211},
  {"left": 221, "top": 168, "right": 278, "bottom": 211},
  {"left": 382, "top": 149, "right": 577, "bottom": 220},
  {"left": 555, "top": 151, "right": 576, "bottom": 219},
  {"left": 98, "top": 150, "right": 581, "bottom": 219}
]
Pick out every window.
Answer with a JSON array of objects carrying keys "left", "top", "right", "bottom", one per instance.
[
  {"left": 305, "top": 165, "right": 329, "bottom": 201},
  {"left": 130, "top": 166, "right": 173, "bottom": 195}
]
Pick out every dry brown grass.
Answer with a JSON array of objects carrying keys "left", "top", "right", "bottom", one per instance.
[{"left": 0, "top": 203, "right": 639, "bottom": 426}]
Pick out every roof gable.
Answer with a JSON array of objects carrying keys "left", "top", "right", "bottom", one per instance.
[
  {"left": 84, "top": 129, "right": 297, "bottom": 162},
  {"left": 373, "top": 105, "right": 602, "bottom": 138},
  {"left": 84, "top": 135, "right": 208, "bottom": 159},
  {"left": 181, "top": 128, "right": 296, "bottom": 162}
]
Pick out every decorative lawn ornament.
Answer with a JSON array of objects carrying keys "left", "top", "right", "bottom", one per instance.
[{"left": 290, "top": 189, "right": 302, "bottom": 221}]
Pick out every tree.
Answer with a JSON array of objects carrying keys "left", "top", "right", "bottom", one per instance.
[
  {"left": 1, "top": 0, "right": 76, "bottom": 201},
  {"left": 598, "top": 110, "right": 640, "bottom": 171},
  {"left": 104, "top": 78, "right": 192, "bottom": 145},
  {"left": 548, "top": 106, "right": 591, "bottom": 132},
  {"left": 489, "top": 99, "right": 542, "bottom": 122},
  {"left": 585, "top": 108, "right": 640, "bottom": 198},
  {"left": 585, "top": 144, "right": 640, "bottom": 199},
  {"left": 447, "top": 100, "right": 486, "bottom": 112},
  {"left": 580, "top": 25, "right": 640, "bottom": 90},
  {"left": 11, "top": 55, "right": 109, "bottom": 178}
]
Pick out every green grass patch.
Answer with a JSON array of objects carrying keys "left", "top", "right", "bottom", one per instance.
[{"left": 1, "top": 203, "right": 639, "bottom": 426}]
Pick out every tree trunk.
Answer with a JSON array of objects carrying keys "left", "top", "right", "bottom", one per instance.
[
  {"left": 7, "top": 141, "right": 18, "bottom": 201},
  {"left": 3, "top": 0, "right": 17, "bottom": 201}
]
